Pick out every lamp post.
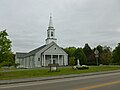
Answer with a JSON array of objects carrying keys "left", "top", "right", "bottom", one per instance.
[{"left": 94, "top": 49, "right": 99, "bottom": 71}]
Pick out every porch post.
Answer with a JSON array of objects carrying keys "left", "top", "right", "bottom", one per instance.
[
  {"left": 51, "top": 55, "right": 53, "bottom": 64},
  {"left": 58, "top": 55, "right": 60, "bottom": 65},
  {"left": 42, "top": 55, "right": 44, "bottom": 66},
  {"left": 63, "top": 55, "right": 64, "bottom": 65},
  {"left": 44, "top": 54, "right": 46, "bottom": 66},
  {"left": 23, "top": 59, "right": 25, "bottom": 68},
  {"left": 26, "top": 58, "right": 28, "bottom": 68},
  {"left": 29, "top": 57, "right": 30, "bottom": 68}
]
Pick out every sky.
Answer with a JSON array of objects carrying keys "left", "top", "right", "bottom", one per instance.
[{"left": 0, "top": 0, "right": 120, "bottom": 53}]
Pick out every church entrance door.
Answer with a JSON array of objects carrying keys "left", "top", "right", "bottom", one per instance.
[{"left": 53, "top": 60, "right": 56, "bottom": 64}]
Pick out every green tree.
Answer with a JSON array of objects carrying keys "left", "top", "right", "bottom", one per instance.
[
  {"left": 112, "top": 43, "right": 120, "bottom": 65},
  {"left": 83, "top": 43, "right": 96, "bottom": 65},
  {"left": 83, "top": 43, "right": 92, "bottom": 56},
  {"left": 96, "top": 45, "right": 112, "bottom": 65},
  {"left": 100, "top": 47, "right": 112, "bottom": 65},
  {"left": 64, "top": 47, "right": 76, "bottom": 65},
  {"left": 0, "top": 30, "right": 14, "bottom": 67},
  {"left": 64, "top": 47, "right": 76, "bottom": 57},
  {"left": 69, "top": 57, "right": 76, "bottom": 66},
  {"left": 74, "top": 48, "right": 87, "bottom": 65}
]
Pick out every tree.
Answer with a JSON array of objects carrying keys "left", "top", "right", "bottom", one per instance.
[
  {"left": 64, "top": 47, "right": 76, "bottom": 65},
  {"left": 74, "top": 48, "right": 87, "bottom": 65},
  {"left": 64, "top": 47, "right": 76, "bottom": 57},
  {"left": 0, "top": 30, "right": 14, "bottom": 67},
  {"left": 83, "top": 43, "right": 92, "bottom": 57},
  {"left": 69, "top": 57, "right": 76, "bottom": 66},
  {"left": 96, "top": 45, "right": 112, "bottom": 65},
  {"left": 83, "top": 43, "right": 95, "bottom": 65},
  {"left": 100, "top": 46, "right": 112, "bottom": 65},
  {"left": 112, "top": 43, "right": 120, "bottom": 65}
]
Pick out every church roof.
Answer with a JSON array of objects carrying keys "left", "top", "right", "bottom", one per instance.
[
  {"left": 16, "top": 52, "right": 27, "bottom": 58},
  {"left": 16, "top": 45, "right": 46, "bottom": 58},
  {"left": 16, "top": 42, "right": 67, "bottom": 58},
  {"left": 25, "top": 45, "right": 46, "bottom": 57}
]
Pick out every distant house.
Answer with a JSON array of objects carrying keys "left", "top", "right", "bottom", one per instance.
[{"left": 15, "top": 15, "right": 68, "bottom": 68}]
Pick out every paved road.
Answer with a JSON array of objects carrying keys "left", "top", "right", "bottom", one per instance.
[{"left": 0, "top": 72, "right": 120, "bottom": 90}]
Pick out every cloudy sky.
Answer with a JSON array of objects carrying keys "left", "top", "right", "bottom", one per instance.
[{"left": 0, "top": 0, "right": 120, "bottom": 52}]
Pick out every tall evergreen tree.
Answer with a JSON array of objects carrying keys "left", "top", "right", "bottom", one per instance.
[
  {"left": 83, "top": 43, "right": 92, "bottom": 56},
  {"left": 83, "top": 43, "right": 95, "bottom": 65},
  {"left": 112, "top": 43, "right": 120, "bottom": 65}
]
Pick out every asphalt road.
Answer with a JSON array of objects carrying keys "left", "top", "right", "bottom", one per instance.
[{"left": 0, "top": 72, "right": 120, "bottom": 90}]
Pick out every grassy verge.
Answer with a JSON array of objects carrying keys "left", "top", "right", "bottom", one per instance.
[{"left": 0, "top": 66, "right": 120, "bottom": 80}]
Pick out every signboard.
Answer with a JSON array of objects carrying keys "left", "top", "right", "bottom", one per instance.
[
  {"left": 94, "top": 49, "right": 99, "bottom": 55},
  {"left": 94, "top": 49, "right": 99, "bottom": 58}
]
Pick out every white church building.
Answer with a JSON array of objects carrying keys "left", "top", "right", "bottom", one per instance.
[{"left": 15, "top": 16, "right": 68, "bottom": 68}]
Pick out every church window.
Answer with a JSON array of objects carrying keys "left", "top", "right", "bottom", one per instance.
[
  {"left": 55, "top": 48, "right": 56, "bottom": 50},
  {"left": 38, "top": 58, "right": 40, "bottom": 61},
  {"left": 51, "top": 32, "right": 53, "bottom": 36}
]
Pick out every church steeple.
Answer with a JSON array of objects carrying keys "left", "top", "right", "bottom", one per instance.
[
  {"left": 49, "top": 15, "right": 53, "bottom": 28},
  {"left": 45, "top": 15, "right": 57, "bottom": 45}
]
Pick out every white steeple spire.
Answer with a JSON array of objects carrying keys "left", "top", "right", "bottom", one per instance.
[{"left": 49, "top": 13, "right": 53, "bottom": 27}]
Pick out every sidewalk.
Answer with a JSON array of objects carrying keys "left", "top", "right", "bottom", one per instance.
[{"left": 0, "top": 70, "right": 120, "bottom": 85}]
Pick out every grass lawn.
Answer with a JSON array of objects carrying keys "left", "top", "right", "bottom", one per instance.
[{"left": 0, "top": 66, "right": 120, "bottom": 80}]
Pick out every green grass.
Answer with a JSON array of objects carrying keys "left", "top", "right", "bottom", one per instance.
[{"left": 0, "top": 66, "right": 120, "bottom": 80}]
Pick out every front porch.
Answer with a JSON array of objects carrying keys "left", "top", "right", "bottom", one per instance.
[{"left": 42, "top": 55, "right": 66, "bottom": 66}]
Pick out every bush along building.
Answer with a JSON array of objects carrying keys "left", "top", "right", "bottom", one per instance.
[{"left": 15, "top": 15, "right": 68, "bottom": 68}]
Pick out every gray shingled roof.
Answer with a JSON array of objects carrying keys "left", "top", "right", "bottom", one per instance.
[
  {"left": 16, "top": 52, "right": 27, "bottom": 58},
  {"left": 24, "top": 45, "right": 46, "bottom": 57},
  {"left": 16, "top": 45, "right": 46, "bottom": 58}
]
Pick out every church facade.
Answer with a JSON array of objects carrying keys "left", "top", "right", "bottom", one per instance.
[{"left": 15, "top": 16, "right": 68, "bottom": 68}]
